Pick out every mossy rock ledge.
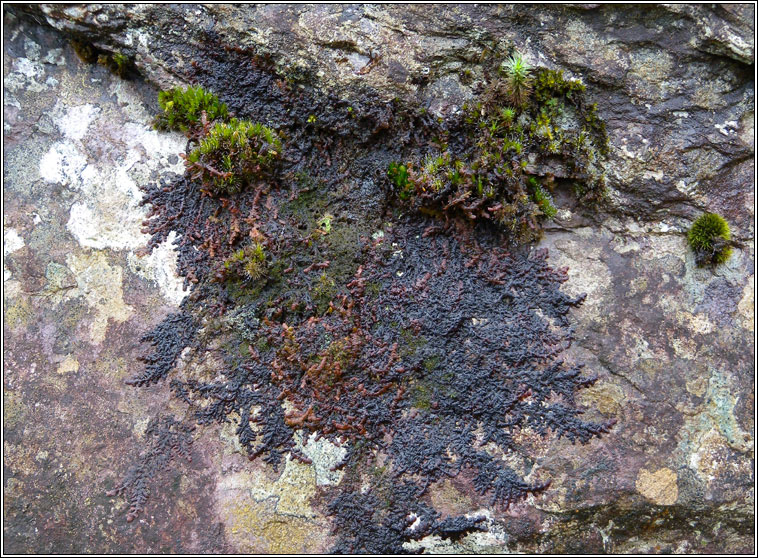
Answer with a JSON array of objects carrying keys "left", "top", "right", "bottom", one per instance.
[{"left": 4, "top": 5, "right": 754, "bottom": 554}]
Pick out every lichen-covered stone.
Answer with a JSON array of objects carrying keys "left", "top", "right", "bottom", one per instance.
[{"left": 3, "top": 5, "right": 754, "bottom": 554}]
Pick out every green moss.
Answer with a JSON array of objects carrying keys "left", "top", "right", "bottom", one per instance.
[
  {"left": 500, "top": 51, "right": 533, "bottom": 107},
  {"left": 112, "top": 53, "right": 129, "bottom": 72},
  {"left": 70, "top": 39, "right": 97, "bottom": 63},
  {"left": 387, "top": 162, "right": 410, "bottom": 199},
  {"left": 224, "top": 241, "right": 268, "bottom": 281},
  {"left": 392, "top": 51, "right": 607, "bottom": 242},
  {"left": 255, "top": 336, "right": 271, "bottom": 353},
  {"left": 154, "top": 86, "right": 229, "bottom": 133},
  {"left": 399, "top": 328, "right": 426, "bottom": 358},
  {"left": 531, "top": 179, "right": 557, "bottom": 219},
  {"left": 366, "top": 282, "right": 382, "bottom": 299},
  {"left": 411, "top": 382, "right": 432, "bottom": 410},
  {"left": 688, "top": 213, "right": 732, "bottom": 267},
  {"left": 534, "top": 68, "right": 585, "bottom": 104},
  {"left": 186, "top": 119, "right": 281, "bottom": 194}
]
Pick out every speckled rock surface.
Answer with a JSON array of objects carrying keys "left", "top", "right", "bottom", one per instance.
[{"left": 4, "top": 5, "right": 754, "bottom": 554}]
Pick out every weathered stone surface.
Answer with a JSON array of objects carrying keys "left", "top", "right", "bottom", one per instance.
[{"left": 4, "top": 4, "right": 753, "bottom": 554}]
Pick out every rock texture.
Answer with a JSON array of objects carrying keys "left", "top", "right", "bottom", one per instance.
[{"left": 4, "top": 4, "right": 754, "bottom": 554}]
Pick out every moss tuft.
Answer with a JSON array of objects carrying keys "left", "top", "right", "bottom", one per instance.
[
  {"left": 688, "top": 213, "right": 732, "bottom": 267},
  {"left": 186, "top": 118, "right": 281, "bottom": 194},
  {"left": 154, "top": 85, "right": 229, "bottom": 133}
]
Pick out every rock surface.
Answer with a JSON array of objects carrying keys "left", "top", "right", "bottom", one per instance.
[{"left": 4, "top": 5, "right": 754, "bottom": 554}]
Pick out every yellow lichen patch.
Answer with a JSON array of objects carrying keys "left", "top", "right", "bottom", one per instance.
[
  {"left": 626, "top": 49, "right": 674, "bottom": 101},
  {"left": 627, "top": 276, "right": 648, "bottom": 297},
  {"left": 5, "top": 296, "right": 34, "bottom": 330},
  {"left": 3, "top": 390, "right": 26, "bottom": 429},
  {"left": 635, "top": 467, "right": 678, "bottom": 506},
  {"left": 4, "top": 441, "right": 40, "bottom": 477},
  {"left": 92, "top": 353, "right": 128, "bottom": 380},
  {"left": 577, "top": 381, "right": 625, "bottom": 417},
  {"left": 271, "top": 457, "right": 319, "bottom": 517},
  {"left": 65, "top": 251, "right": 133, "bottom": 344},
  {"left": 216, "top": 466, "right": 330, "bottom": 553},
  {"left": 673, "top": 309, "right": 714, "bottom": 336},
  {"left": 56, "top": 354, "right": 80, "bottom": 375},
  {"left": 685, "top": 376, "right": 708, "bottom": 398},
  {"left": 227, "top": 499, "right": 326, "bottom": 554}
]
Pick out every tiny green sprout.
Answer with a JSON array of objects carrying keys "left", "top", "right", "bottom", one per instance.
[
  {"left": 500, "top": 51, "right": 533, "bottom": 107},
  {"left": 500, "top": 107, "right": 515, "bottom": 124},
  {"left": 318, "top": 214, "right": 333, "bottom": 234},
  {"left": 688, "top": 212, "right": 732, "bottom": 267},
  {"left": 388, "top": 162, "right": 411, "bottom": 199},
  {"left": 307, "top": 114, "right": 317, "bottom": 124}
]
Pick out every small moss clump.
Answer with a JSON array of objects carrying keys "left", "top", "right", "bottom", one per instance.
[
  {"left": 387, "top": 163, "right": 410, "bottom": 199},
  {"left": 154, "top": 85, "right": 229, "bottom": 133},
  {"left": 389, "top": 50, "right": 608, "bottom": 243},
  {"left": 97, "top": 52, "right": 130, "bottom": 77},
  {"left": 688, "top": 213, "right": 732, "bottom": 266},
  {"left": 186, "top": 119, "right": 281, "bottom": 194},
  {"left": 224, "top": 241, "right": 268, "bottom": 281}
]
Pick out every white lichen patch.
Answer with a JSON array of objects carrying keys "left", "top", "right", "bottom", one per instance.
[
  {"left": 65, "top": 163, "right": 147, "bottom": 251},
  {"left": 4, "top": 56, "right": 48, "bottom": 93},
  {"left": 4, "top": 227, "right": 24, "bottom": 256},
  {"left": 3, "top": 227, "right": 25, "bottom": 282},
  {"left": 297, "top": 431, "right": 349, "bottom": 486},
  {"left": 35, "top": 77, "right": 187, "bottom": 307},
  {"left": 544, "top": 229, "right": 613, "bottom": 317},
  {"left": 65, "top": 251, "right": 134, "bottom": 344},
  {"left": 403, "top": 509, "right": 509, "bottom": 553},
  {"left": 127, "top": 231, "right": 189, "bottom": 305},
  {"left": 51, "top": 102, "right": 100, "bottom": 141},
  {"left": 39, "top": 140, "right": 88, "bottom": 187}
]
